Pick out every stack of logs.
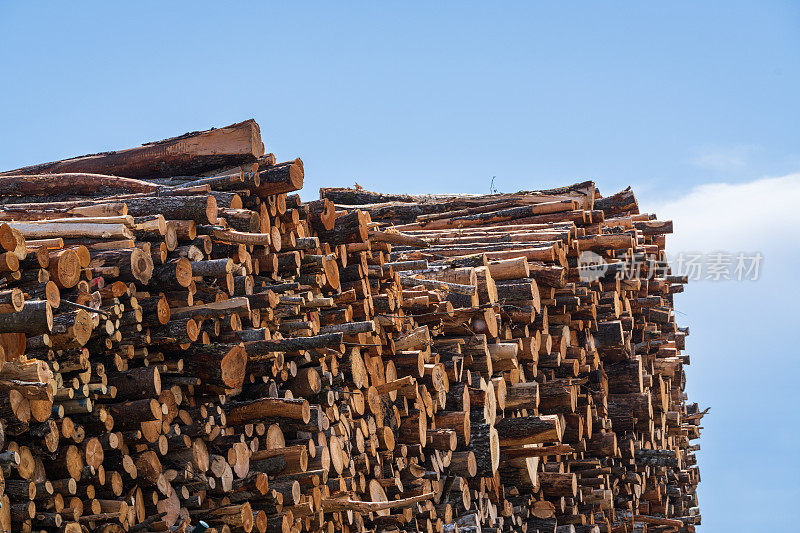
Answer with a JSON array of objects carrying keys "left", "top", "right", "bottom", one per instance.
[{"left": 0, "top": 119, "right": 703, "bottom": 533}]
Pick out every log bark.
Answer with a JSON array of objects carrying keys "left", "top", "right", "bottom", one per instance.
[
  {"left": 0, "top": 300, "right": 52, "bottom": 334},
  {"left": 255, "top": 159, "right": 304, "bottom": 195},
  {"left": 183, "top": 343, "right": 248, "bottom": 389},
  {"left": 495, "top": 414, "right": 563, "bottom": 446},
  {"left": 121, "top": 195, "right": 218, "bottom": 224},
  {"left": 2, "top": 120, "right": 263, "bottom": 179}
]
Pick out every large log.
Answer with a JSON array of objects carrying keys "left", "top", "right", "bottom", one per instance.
[
  {"left": 183, "top": 343, "right": 248, "bottom": 389},
  {"left": 1, "top": 120, "right": 264, "bottom": 179},
  {"left": 495, "top": 414, "right": 563, "bottom": 446},
  {"left": 0, "top": 173, "right": 161, "bottom": 197},
  {"left": 0, "top": 200, "right": 128, "bottom": 221},
  {"left": 0, "top": 300, "right": 53, "bottom": 334},
  {"left": 254, "top": 159, "right": 304, "bottom": 195},
  {"left": 121, "top": 195, "right": 218, "bottom": 224}
]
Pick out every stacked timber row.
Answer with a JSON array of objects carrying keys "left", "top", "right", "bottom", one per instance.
[
  {"left": 319, "top": 185, "right": 705, "bottom": 533},
  {"left": 0, "top": 119, "right": 703, "bottom": 533}
]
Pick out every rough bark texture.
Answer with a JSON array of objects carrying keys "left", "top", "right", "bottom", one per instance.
[{"left": 1, "top": 120, "right": 264, "bottom": 179}]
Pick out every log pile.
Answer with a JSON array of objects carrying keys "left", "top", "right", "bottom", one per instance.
[{"left": 0, "top": 119, "right": 703, "bottom": 533}]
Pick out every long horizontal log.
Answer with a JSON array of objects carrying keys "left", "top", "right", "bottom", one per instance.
[
  {"left": 1, "top": 120, "right": 264, "bottom": 179},
  {"left": 0, "top": 173, "right": 161, "bottom": 197},
  {"left": 397, "top": 275, "right": 477, "bottom": 296},
  {"left": 169, "top": 297, "right": 251, "bottom": 320},
  {"left": 368, "top": 230, "right": 428, "bottom": 248},
  {"left": 396, "top": 200, "right": 578, "bottom": 231},
  {"left": 495, "top": 414, "right": 564, "bottom": 446},
  {"left": 243, "top": 333, "right": 344, "bottom": 357},
  {"left": 225, "top": 397, "right": 310, "bottom": 425},
  {"left": 321, "top": 492, "right": 434, "bottom": 513},
  {"left": 0, "top": 200, "right": 128, "bottom": 220},
  {"left": 501, "top": 444, "right": 575, "bottom": 458},
  {"left": 121, "top": 195, "right": 218, "bottom": 224},
  {"left": 5, "top": 222, "right": 133, "bottom": 240}
]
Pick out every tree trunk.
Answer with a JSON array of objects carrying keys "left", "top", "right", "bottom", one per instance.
[{"left": 1, "top": 120, "right": 263, "bottom": 179}]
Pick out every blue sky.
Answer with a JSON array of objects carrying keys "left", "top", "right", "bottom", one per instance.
[
  {"left": 647, "top": 176, "right": 800, "bottom": 531},
  {"left": 2, "top": 2, "right": 798, "bottom": 530}
]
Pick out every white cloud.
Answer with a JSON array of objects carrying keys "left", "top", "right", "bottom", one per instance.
[{"left": 639, "top": 173, "right": 800, "bottom": 254}]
